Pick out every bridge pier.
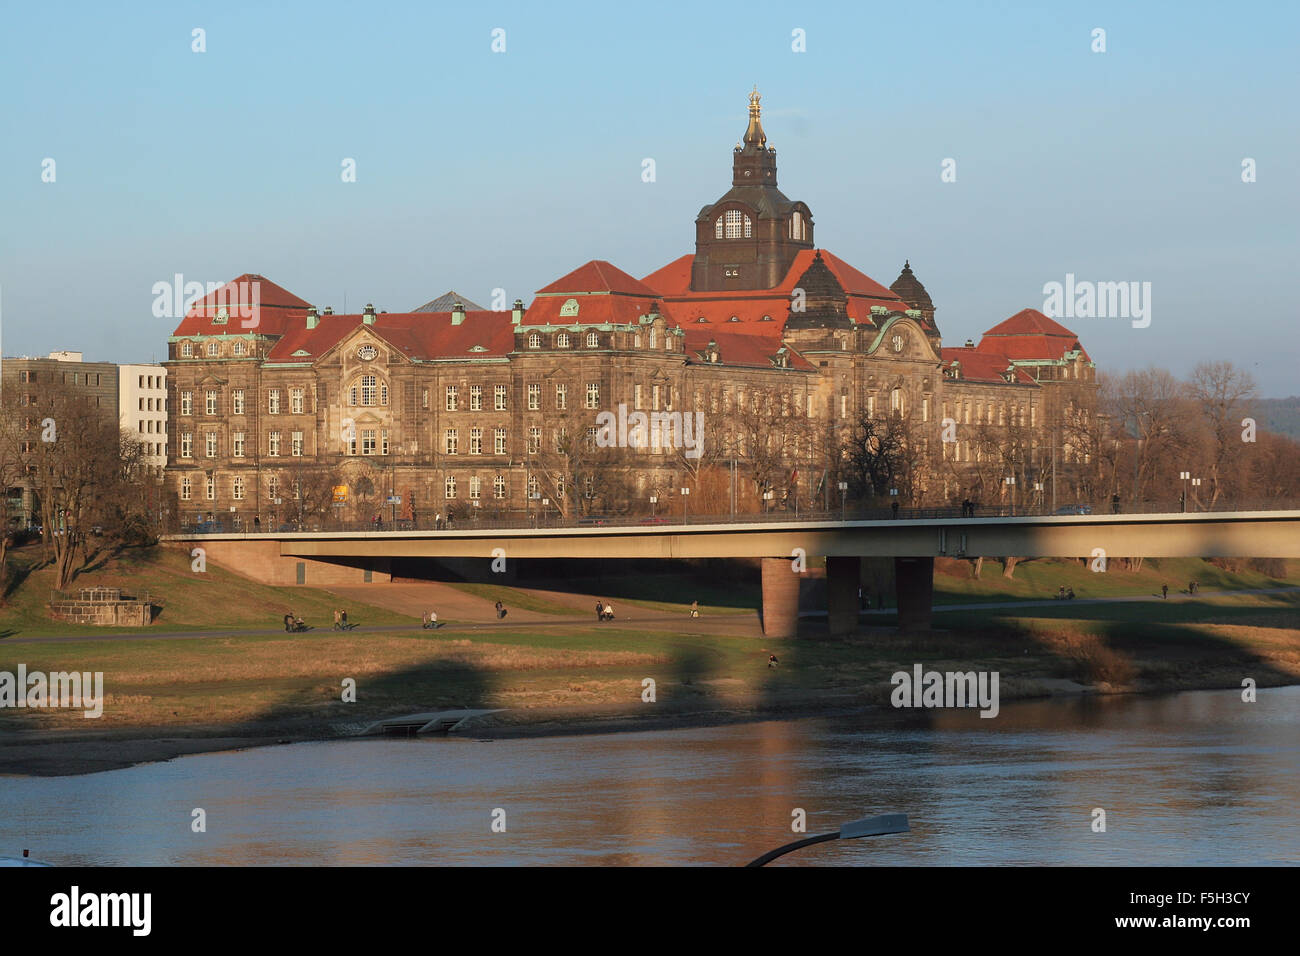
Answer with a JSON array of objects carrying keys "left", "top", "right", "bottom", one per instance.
[
  {"left": 894, "top": 556, "right": 934, "bottom": 631},
  {"left": 826, "top": 556, "right": 861, "bottom": 635},
  {"left": 760, "top": 557, "right": 800, "bottom": 638}
]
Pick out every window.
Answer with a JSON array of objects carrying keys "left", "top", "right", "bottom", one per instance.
[
  {"left": 586, "top": 332, "right": 599, "bottom": 348},
  {"left": 233, "top": 476, "right": 245, "bottom": 500},
  {"left": 180, "top": 476, "right": 192, "bottom": 500},
  {"left": 892, "top": 388, "right": 903, "bottom": 414},
  {"left": 652, "top": 385, "right": 660, "bottom": 411},
  {"left": 494, "top": 385, "right": 507, "bottom": 410},
  {"left": 233, "top": 433, "right": 245, "bottom": 458},
  {"left": 205, "top": 474, "right": 215, "bottom": 500},
  {"left": 494, "top": 427, "right": 506, "bottom": 455},
  {"left": 380, "top": 429, "right": 389, "bottom": 456},
  {"left": 469, "top": 476, "right": 481, "bottom": 500},
  {"left": 586, "top": 383, "right": 599, "bottom": 409},
  {"left": 585, "top": 426, "right": 598, "bottom": 450},
  {"left": 205, "top": 390, "right": 217, "bottom": 415},
  {"left": 445, "top": 476, "right": 457, "bottom": 499},
  {"left": 791, "top": 211, "right": 804, "bottom": 240},
  {"left": 291, "top": 388, "right": 303, "bottom": 415},
  {"left": 528, "top": 383, "right": 540, "bottom": 410},
  {"left": 446, "top": 385, "right": 459, "bottom": 411},
  {"left": 205, "top": 433, "right": 217, "bottom": 458},
  {"left": 181, "top": 391, "right": 193, "bottom": 416},
  {"left": 528, "top": 427, "right": 541, "bottom": 455},
  {"left": 527, "top": 475, "right": 539, "bottom": 499},
  {"left": 233, "top": 340, "right": 246, "bottom": 357},
  {"left": 362, "top": 429, "right": 376, "bottom": 455},
  {"left": 553, "top": 427, "right": 566, "bottom": 454},
  {"left": 269, "top": 431, "right": 281, "bottom": 457},
  {"left": 232, "top": 389, "right": 244, "bottom": 415},
  {"left": 292, "top": 431, "right": 303, "bottom": 457},
  {"left": 206, "top": 341, "right": 219, "bottom": 357},
  {"left": 555, "top": 384, "right": 567, "bottom": 410},
  {"left": 494, "top": 475, "right": 506, "bottom": 499},
  {"left": 422, "top": 388, "right": 430, "bottom": 410},
  {"left": 725, "top": 209, "right": 747, "bottom": 238},
  {"left": 381, "top": 383, "right": 388, "bottom": 406},
  {"left": 470, "top": 385, "right": 482, "bottom": 410},
  {"left": 528, "top": 332, "right": 541, "bottom": 348},
  {"left": 715, "top": 217, "right": 723, "bottom": 239},
  {"left": 268, "top": 389, "right": 281, "bottom": 414},
  {"left": 470, "top": 427, "right": 483, "bottom": 455},
  {"left": 360, "top": 376, "right": 377, "bottom": 406},
  {"left": 445, "top": 429, "right": 458, "bottom": 455},
  {"left": 268, "top": 476, "right": 279, "bottom": 500},
  {"left": 181, "top": 342, "right": 193, "bottom": 358},
  {"left": 556, "top": 333, "right": 569, "bottom": 348},
  {"left": 181, "top": 433, "right": 193, "bottom": 458},
  {"left": 634, "top": 384, "right": 643, "bottom": 409}
]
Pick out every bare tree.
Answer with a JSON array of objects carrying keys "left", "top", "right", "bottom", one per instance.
[{"left": 1187, "top": 361, "right": 1257, "bottom": 508}]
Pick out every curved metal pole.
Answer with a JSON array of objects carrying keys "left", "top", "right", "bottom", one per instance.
[{"left": 746, "top": 831, "right": 839, "bottom": 867}]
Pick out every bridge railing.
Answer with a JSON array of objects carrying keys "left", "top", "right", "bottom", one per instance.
[{"left": 174, "top": 497, "right": 1300, "bottom": 534}]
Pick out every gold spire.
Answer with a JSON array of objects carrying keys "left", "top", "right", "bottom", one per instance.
[{"left": 744, "top": 86, "right": 766, "bottom": 147}]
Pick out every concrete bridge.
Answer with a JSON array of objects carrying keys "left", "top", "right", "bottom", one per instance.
[{"left": 164, "top": 510, "right": 1300, "bottom": 636}]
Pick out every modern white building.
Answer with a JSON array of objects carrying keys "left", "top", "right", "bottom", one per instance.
[{"left": 119, "top": 363, "right": 168, "bottom": 470}]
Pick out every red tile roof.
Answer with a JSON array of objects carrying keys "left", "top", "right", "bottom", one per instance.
[
  {"left": 682, "top": 328, "right": 815, "bottom": 371},
  {"left": 941, "top": 347, "right": 1037, "bottom": 385},
  {"left": 535, "top": 260, "right": 662, "bottom": 298},
  {"left": 171, "top": 274, "right": 314, "bottom": 337},
  {"left": 640, "top": 248, "right": 907, "bottom": 333},
  {"left": 265, "top": 310, "right": 516, "bottom": 363},
  {"left": 977, "top": 309, "right": 1091, "bottom": 362}
]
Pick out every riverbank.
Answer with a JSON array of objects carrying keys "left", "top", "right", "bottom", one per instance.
[{"left": 3, "top": 587, "right": 1297, "bottom": 776}]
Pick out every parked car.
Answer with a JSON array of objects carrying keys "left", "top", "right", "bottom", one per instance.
[
  {"left": 1054, "top": 504, "right": 1093, "bottom": 516},
  {"left": 577, "top": 515, "right": 611, "bottom": 526},
  {"left": 638, "top": 516, "right": 671, "bottom": 525}
]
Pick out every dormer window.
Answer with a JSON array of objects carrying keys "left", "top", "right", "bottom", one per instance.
[
  {"left": 791, "top": 211, "right": 805, "bottom": 240},
  {"left": 206, "top": 341, "right": 219, "bottom": 357},
  {"left": 556, "top": 333, "right": 570, "bottom": 348},
  {"left": 720, "top": 209, "right": 752, "bottom": 239},
  {"left": 586, "top": 331, "right": 599, "bottom": 347},
  {"left": 760, "top": 314, "right": 773, "bottom": 322},
  {"left": 232, "top": 341, "right": 246, "bottom": 357},
  {"left": 180, "top": 341, "right": 193, "bottom": 358},
  {"left": 728, "top": 315, "right": 740, "bottom": 323},
  {"left": 528, "top": 332, "right": 541, "bottom": 349}
]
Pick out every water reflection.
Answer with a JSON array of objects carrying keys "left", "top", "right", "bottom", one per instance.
[{"left": 2, "top": 687, "right": 1296, "bottom": 866}]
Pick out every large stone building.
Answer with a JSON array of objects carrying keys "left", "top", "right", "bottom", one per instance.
[{"left": 162, "top": 92, "right": 1097, "bottom": 528}]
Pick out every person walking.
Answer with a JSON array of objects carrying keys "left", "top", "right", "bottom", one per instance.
[
  {"left": 495, "top": 600, "right": 506, "bottom": 620},
  {"left": 690, "top": 600, "right": 700, "bottom": 618},
  {"left": 602, "top": 602, "right": 614, "bottom": 621},
  {"left": 254, "top": 515, "right": 261, "bottom": 532},
  {"left": 428, "top": 609, "right": 437, "bottom": 629},
  {"left": 333, "top": 609, "right": 342, "bottom": 630},
  {"left": 596, "top": 601, "right": 604, "bottom": 622},
  {"left": 341, "top": 609, "right": 350, "bottom": 628},
  {"left": 1161, "top": 584, "right": 1168, "bottom": 600}
]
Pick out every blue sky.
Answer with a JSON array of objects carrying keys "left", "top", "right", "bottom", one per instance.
[{"left": 1, "top": 0, "right": 1296, "bottom": 394}]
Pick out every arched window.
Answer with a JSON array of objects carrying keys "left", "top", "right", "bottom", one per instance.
[
  {"left": 348, "top": 374, "right": 386, "bottom": 407},
  {"left": 233, "top": 340, "right": 246, "bottom": 356},
  {"left": 715, "top": 217, "right": 723, "bottom": 239},
  {"left": 528, "top": 332, "right": 541, "bottom": 348},
  {"left": 791, "top": 211, "right": 804, "bottom": 240},
  {"left": 556, "top": 333, "right": 569, "bottom": 348},
  {"left": 725, "top": 209, "right": 744, "bottom": 239},
  {"left": 744, "top": 215, "right": 752, "bottom": 238},
  {"left": 586, "top": 331, "right": 599, "bottom": 347},
  {"left": 180, "top": 341, "right": 193, "bottom": 358},
  {"left": 206, "top": 341, "right": 219, "bottom": 357}
]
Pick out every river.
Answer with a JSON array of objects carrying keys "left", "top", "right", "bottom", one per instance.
[{"left": 3, "top": 686, "right": 1297, "bottom": 865}]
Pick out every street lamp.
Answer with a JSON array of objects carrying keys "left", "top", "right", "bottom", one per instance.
[
  {"left": 762, "top": 489, "right": 774, "bottom": 513},
  {"left": 1179, "top": 471, "right": 1190, "bottom": 512},
  {"left": 680, "top": 487, "right": 690, "bottom": 522},
  {"left": 1004, "top": 475, "right": 1016, "bottom": 517},
  {"left": 650, "top": 494, "right": 657, "bottom": 519},
  {"left": 838, "top": 480, "right": 848, "bottom": 521},
  {"left": 1033, "top": 480, "right": 1044, "bottom": 515},
  {"left": 747, "top": 813, "right": 909, "bottom": 867},
  {"left": 1190, "top": 477, "right": 1201, "bottom": 512}
]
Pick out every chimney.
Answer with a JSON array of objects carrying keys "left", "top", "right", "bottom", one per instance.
[
  {"left": 451, "top": 302, "right": 466, "bottom": 326},
  {"left": 363, "top": 303, "right": 376, "bottom": 325},
  {"left": 511, "top": 299, "right": 524, "bottom": 325},
  {"left": 323, "top": 306, "right": 334, "bottom": 316},
  {"left": 306, "top": 306, "right": 319, "bottom": 330},
  {"left": 964, "top": 338, "right": 974, "bottom": 348}
]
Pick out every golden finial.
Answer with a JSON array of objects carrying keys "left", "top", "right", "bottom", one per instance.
[{"left": 749, "top": 85, "right": 761, "bottom": 116}]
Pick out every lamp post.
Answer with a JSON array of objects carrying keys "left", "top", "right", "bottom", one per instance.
[
  {"left": 747, "top": 813, "right": 909, "bottom": 867},
  {"left": 1190, "top": 477, "right": 1201, "bottom": 512},
  {"left": 1179, "top": 470, "right": 1190, "bottom": 512},
  {"left": 1033, "top": 480, "right": 1044, "bottom": 515},
  {"left": 838, "top": 481, "right": 848, "bottom": 521},
  {"left": 680, "top": 486, "right": 690, "bottom": 522},
  {"left": 1004, "top": 475, "right": 1016, "bottom": 517},
  {"left": 650, "top": 494, "right": 657, "bottom": 519},
  {"left": 762, "top": 489, "right": 774, "bottom": 513}
]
